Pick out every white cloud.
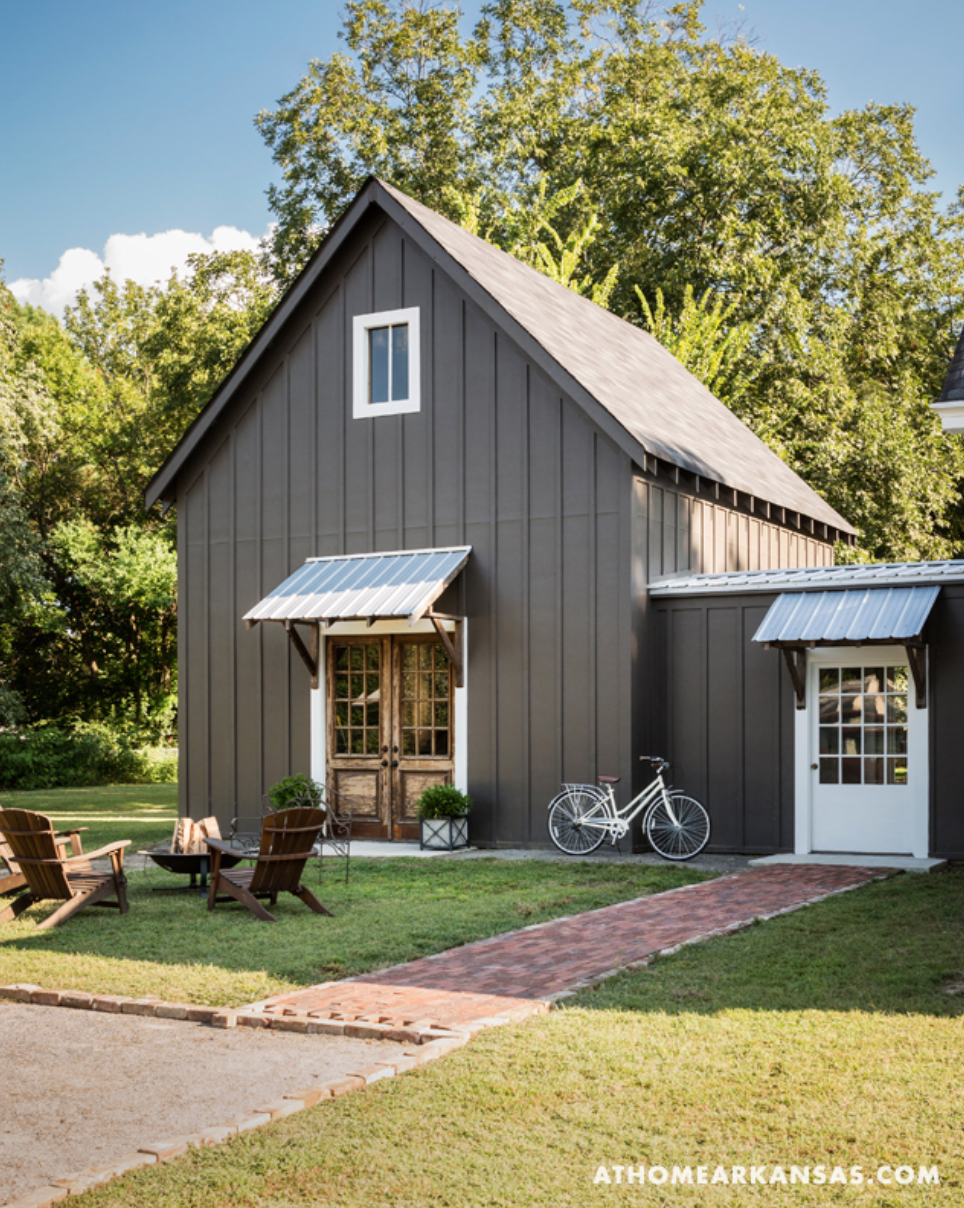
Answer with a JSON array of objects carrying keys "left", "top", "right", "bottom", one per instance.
[{"left": 9, "top": 225, "right": 264, "bottom": 317}]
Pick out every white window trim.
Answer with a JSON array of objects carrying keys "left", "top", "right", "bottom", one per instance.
[{"left": 352, "top": 307, "right": 421, "bottom": 419}]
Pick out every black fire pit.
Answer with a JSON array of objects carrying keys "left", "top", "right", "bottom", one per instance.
[{"left": 139, "top": 845, "right": 245, "bottom": 892}]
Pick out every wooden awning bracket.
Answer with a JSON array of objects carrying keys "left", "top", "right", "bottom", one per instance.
[
  {"left": 429, "top": 613, "right": 464, "bottom": 688},
  {"left": 781, "top": 647, "right": 807, "bottom": 710},
  {"left": 285, "top": 620, "right": 320, "bottom": 689},
  {"left": 905, "top": 643, "right": 927, "bottom": 709}
]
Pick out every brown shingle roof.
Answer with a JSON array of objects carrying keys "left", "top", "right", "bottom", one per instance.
[{"left": 379, "top": 182, "right": 851, "bottom": 533}]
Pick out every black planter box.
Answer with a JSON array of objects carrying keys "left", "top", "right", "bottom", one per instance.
[{"left": 419, "top": 816, "right": 469, "bottom": 851}]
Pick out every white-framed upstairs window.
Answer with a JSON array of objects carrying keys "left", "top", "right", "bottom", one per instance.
[{"left": 352, "top": 307, "right": 420, "bottom": 418}]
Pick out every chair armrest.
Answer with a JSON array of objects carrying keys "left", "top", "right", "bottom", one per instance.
[
  {"left": 63, "top": 840, "right": 131, "bottom": 863},
  {"left": 204, "top": 836, "right": 251, "bottom": 856}
]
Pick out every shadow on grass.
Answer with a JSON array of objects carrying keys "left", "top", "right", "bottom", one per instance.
[
  {"left": 569, "top": 865, "right": 964, "bottom": 1018},
  {"left": 0, "top": 858, "right": 712, "bottom": 1006}
]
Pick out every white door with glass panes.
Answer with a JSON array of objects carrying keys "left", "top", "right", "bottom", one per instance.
[{"left": 808, "top": 649, "right": 927, "bottom": 856}]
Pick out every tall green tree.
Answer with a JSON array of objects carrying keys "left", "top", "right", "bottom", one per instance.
[{"left": 257, "top": 0, "right": 964, "bottom": 561}]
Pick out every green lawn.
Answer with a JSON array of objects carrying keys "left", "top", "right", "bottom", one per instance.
[
  {"left": 2, "top": 784, "right": 178, "bottom": 854},
  {"left": 71, "top": 867, "right": 964, "bottom": 1208},
  {"left": 0, "top": 785, "right": 710, "bottom": 1005}
]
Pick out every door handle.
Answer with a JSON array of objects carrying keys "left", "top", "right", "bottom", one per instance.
[
  {"left": 811, "top": 763, "right": 818, "bottom": 770},
  {"left": 391, "top": 760, "right": 399, "bottom": 768},
  {"left": 381, "top": 760, "right": 389, "bottom": 768}
]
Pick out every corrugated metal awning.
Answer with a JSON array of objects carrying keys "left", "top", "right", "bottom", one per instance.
[
  {"left": 244, "top": 546, "right": 471, "bottom": 627},
  {"left": 751, "top": 585, "right": 940, "bottom": 645}
]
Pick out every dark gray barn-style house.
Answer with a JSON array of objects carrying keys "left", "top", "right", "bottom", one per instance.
[{"left": 149, "top": 176, "right": 964, "bottom": 858}]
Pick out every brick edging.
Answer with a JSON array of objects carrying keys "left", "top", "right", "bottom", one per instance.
[{"left": 0, "top": 984, "right": 462, "bottom": 1045}]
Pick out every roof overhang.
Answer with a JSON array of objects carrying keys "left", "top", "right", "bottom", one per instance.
[{"left": 931, "top": 399, "right": 964, "bottom": 434}]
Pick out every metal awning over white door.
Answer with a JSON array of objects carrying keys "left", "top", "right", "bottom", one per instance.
[{"left": 752, "top": 585, "right": 940, "bottom": 709}]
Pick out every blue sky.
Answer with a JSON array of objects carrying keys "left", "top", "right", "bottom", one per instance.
[{"left": 3, "top": 0, "right": 962, "bottom": 311}]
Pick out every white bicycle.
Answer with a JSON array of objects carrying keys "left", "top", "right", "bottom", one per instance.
[{"left": 547, "top": 756, "right": 711, "bottom": 861}]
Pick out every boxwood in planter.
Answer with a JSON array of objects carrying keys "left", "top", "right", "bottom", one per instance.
[{"left": 415, "top": 783, "right": 472, "bottom": 851}]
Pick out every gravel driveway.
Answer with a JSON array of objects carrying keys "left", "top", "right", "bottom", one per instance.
[{"left": 0, "top": 1001, "right": 408, "bottom": 1203}]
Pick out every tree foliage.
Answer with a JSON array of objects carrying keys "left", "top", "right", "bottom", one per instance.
[
  {"left": 0, "top": 250, "right": 275, "bottom": 738},
  {"left": 257, "top": 0, "right": 964, "bottom": 560}
]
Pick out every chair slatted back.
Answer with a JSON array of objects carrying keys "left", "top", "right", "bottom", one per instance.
[
  {"left": 249, "top": 808, "right": 325, "bottom": 895},
  {"left": 0, "top": 828, "right": 20, "bottom": 875},
  {"left": 0, "top": 808, "right": 72, "bottom": 901}
]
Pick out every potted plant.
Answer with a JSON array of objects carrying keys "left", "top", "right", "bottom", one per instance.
[
  {"left": 265, "top": 773, "right": 324, "bottom": 810},
  {"left": 415, "top": 783, "right": 472, "bottom": 851}
]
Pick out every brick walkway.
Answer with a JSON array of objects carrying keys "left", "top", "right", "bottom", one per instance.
[{"left": 253, "top": 864, "right": 885, "bottom": 1033}]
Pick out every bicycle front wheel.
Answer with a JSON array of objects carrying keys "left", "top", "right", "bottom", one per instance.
[
  {"left": 548, "top": 786, "right": 610, "bottom": 855},
  {"left": 646, "top": 793, "right": 710, "bottom": 861}
]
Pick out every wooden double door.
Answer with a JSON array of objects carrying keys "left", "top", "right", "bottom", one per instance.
[{"left": 326, "top": 635, "right": 455, "bottom": 839}]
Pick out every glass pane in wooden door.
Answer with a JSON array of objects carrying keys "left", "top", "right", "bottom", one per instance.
[{"left": 399, "top": 642, "right": 451, "bottom": 757}]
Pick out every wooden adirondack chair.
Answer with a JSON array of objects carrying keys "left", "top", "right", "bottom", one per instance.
[
  {"left": 0, "top": 809, "right": 130, "bottom": 930},
  {"left": 205, "top": 807, "right": 333, "bottom": 922},
  {"left": 0, "top": 809, "right": 89, "bottom": 896}
]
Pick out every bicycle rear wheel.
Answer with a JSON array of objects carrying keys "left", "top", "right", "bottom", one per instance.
[
  {"left": 547, "top": 786, "right": 610, "bottom": 855},
  {"left": 646, "top": 793, "right": 710, "bottom": 861}
]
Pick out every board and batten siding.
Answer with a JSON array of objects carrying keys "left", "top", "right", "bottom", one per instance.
[
  {"left": 176, "top": 210, "right": 634, "bottom": 843},
  {"left": 651, "top": 593, "right": 797, "bottom": 853}
]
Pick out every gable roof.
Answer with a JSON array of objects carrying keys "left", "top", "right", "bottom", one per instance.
[{"left": 146, "top": 177, "right": 853, "bottom": 535}]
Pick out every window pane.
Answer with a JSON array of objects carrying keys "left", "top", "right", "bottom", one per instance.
[
  {"left": 841, "top": 667, "right": 863, "bottom": 694},
  {"left": 435, "top": 730, "right": 449, "bottom": 756},
  {"left": 887, "top": 727, "right": 907, "bottom": 755},
  {"left": 819, "top": 668, "right": 839, "bottom": 694},
  {"left": 864, "top": 727, "right": 884, "bottom": 756},
  {"left": 842, "top": 757, "right": 861, "bottom": 784},
  {"left": 819, "top": 758, "right": 839, "bottom": 784},
  {"left": 842, "top": 727, "right": 861, "bottom": 756},
  {"left": 887, "top": 696, "right": 908, "bottom": 724},
  {"left": 887, "top": 667, "right": 908, "bottom": 693},
  {"left": 864, "top": 667, "right": 884, "bottom": 693},
  {"left": 365, "top": 730, "right": 380, "bottom": 755},
  {"left": 391, "top": 324, "right": 409, "bottom": 400},
  {"left": 841, "top": 695, "right": 862, "bottom": 723},
  {"left": 369, "top": 326, "right": 390, "bottom": 404},
  {"left": 864, "top": 757, "right": 884, "bottom": 785},
  {"left": 336, "top": 730, "right": 349, "bottom": 754},
  {"left": 819, "top": 696, "right": 840, "bottom": 724},
  {"left": 887, "top": 759, "right": 908, "bottom": 786},
  {"left": 864, "top": 694, "right": 885, "bottom": 723}
]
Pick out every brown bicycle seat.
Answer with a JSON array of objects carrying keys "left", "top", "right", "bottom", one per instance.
[{"left": 596, "top": 774, "right": 621, "bottom": 784}]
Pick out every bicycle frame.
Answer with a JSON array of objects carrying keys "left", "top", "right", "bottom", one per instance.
[{"left": 562, "top": 768, "right": 678, "bottom": 843}]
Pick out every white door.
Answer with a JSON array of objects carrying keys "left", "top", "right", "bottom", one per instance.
[{"left": 807, "top": 650, "right": 927, "bottom": 856}]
